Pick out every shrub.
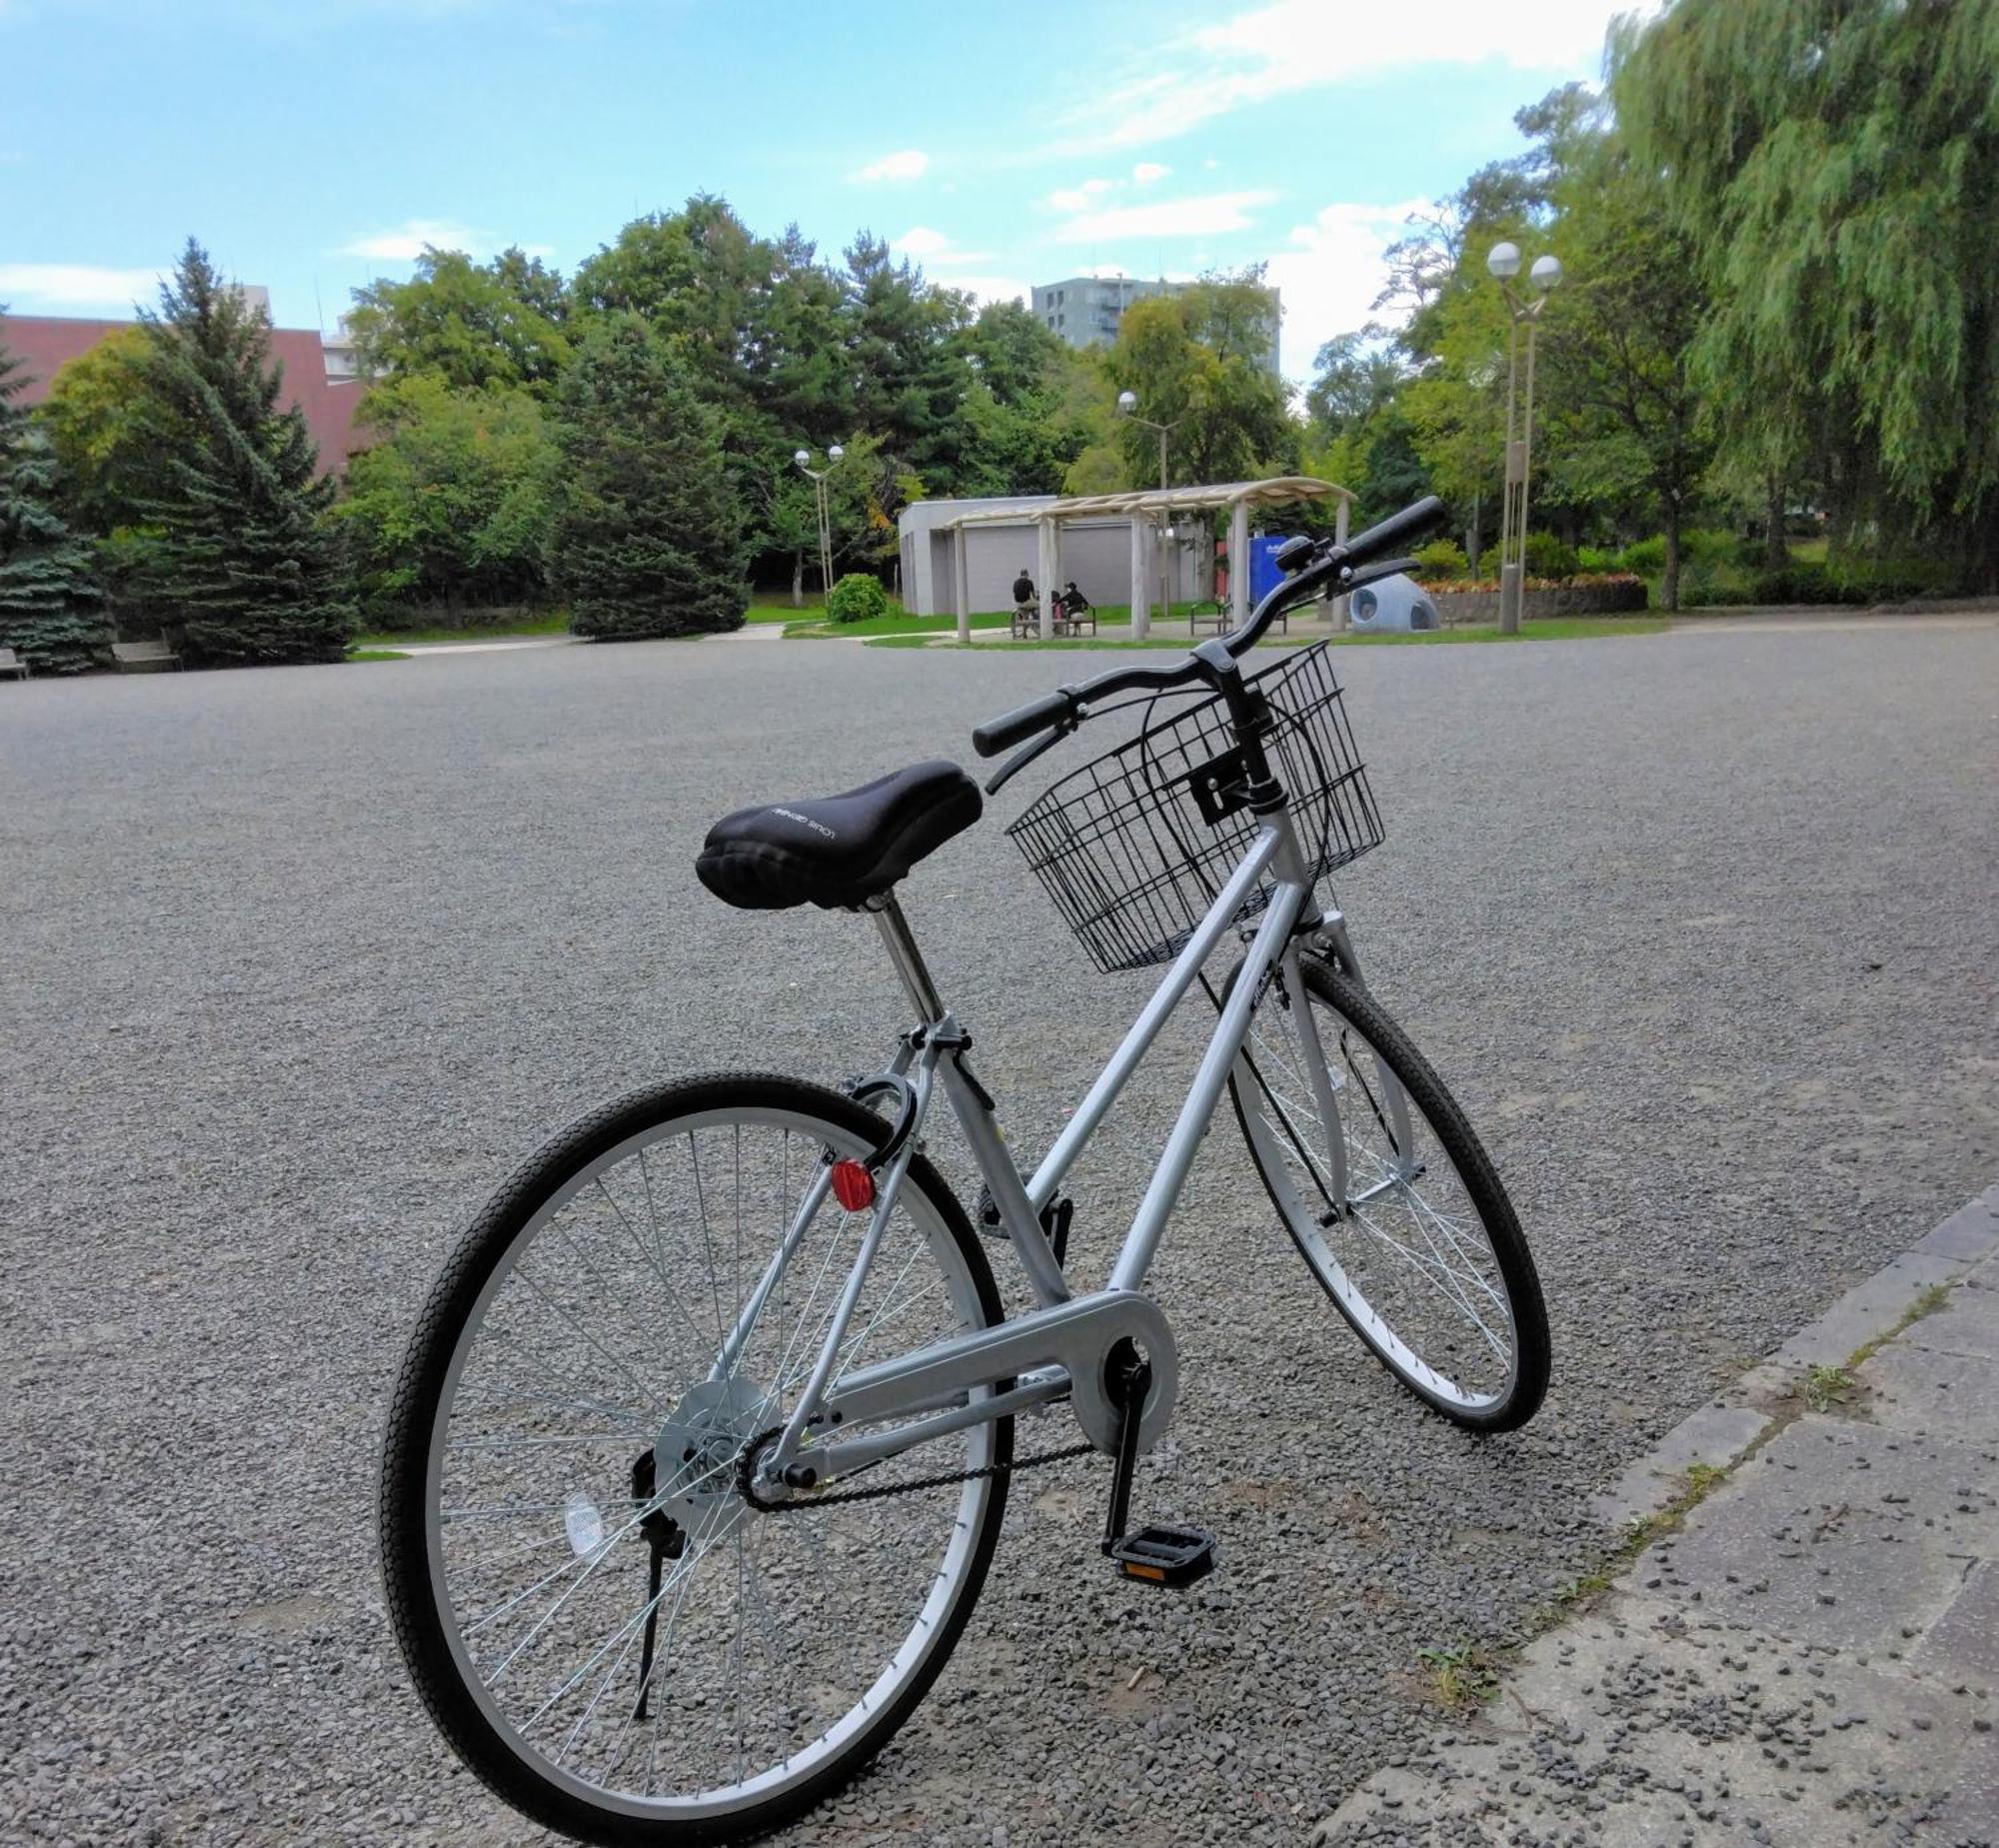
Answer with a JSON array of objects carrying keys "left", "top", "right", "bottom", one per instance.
[
  {"left": 1576, "top": 545, "right": 1618, "bottom": 574},
  {"left": 1523, "top": 532, "right": 1579, "bottom": 581},
  {"left": 1617, "top": 535, "right": 1666, "bottom": 574},
  {"left": 826, "top": 573, "right": 892, "bottom": 625},
  {"left": 1410, "top": 538, "right": 1467, "bottom": 582}
]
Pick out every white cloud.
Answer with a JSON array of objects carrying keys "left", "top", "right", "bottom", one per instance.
[
  {"left": 894, "top": 226, "right": 994, "bottom": 267},
  {"left": 854, "top": 149, "right": 930, "bottom": 182},
  {"left": 1044, "top": 177, "right": 1115, "bottom": 213},
  {"left": 1132, "top": 162, "right": 1170, "bottom": 183},
  {"left": 943, "top": 275, "right": 1032, "bottom": 308},
  {"left": 1058, "top": 0, "right": 1630, "bottom": 151},
  {"left": 1051, "top": 189, "right": 1276, "bottom": 244},
  {"left": 1263, "top": 197, "right": 1431, "bottom": 385},
  {"left": 0, "top": 262, "right": 165, "bottom": 311},
  {"left": 338, "top": 219, "right": 483, "bottom": 261}
]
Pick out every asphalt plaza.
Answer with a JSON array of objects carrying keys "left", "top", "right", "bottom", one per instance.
[{"left": 2, "top": 614, "right": 1995, "bottom": 1845}]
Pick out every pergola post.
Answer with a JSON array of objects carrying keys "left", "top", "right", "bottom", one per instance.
[
  {"left": 1037, "top": 517, "right": 1057, "bottom": 641},
  {"left": 1228, "top": 497, "right": 1250, "bottom": 632},
  {"left": 954, "top": 526, "right": 972, "bottom": 646},
  {"left": 1332, "top": 495, "right": 1351, "bottom": 630},
  {"left": 1128, "top": 516, "right": 1149, "bottom": 640}
]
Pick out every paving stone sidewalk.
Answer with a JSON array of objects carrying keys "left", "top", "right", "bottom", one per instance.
[{"left": 1317, "top": 1184, "right": 1999, "bottom": 1847}]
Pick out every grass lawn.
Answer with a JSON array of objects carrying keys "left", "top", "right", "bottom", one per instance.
[
  {"left": 346, "top": 648, "right": 411, "bottom": 662},
  {"left": 787, "top": 600, "right": 1215, "bottom": 640},
  {"left": 355, "top": 611, "right": 571, "bottom": 647},
  {"left": 786, "top": 610, "right": 1015, "bottom": 640},
  {"left": 866, "top": 617, "right": 1667, "bottom": 652}
]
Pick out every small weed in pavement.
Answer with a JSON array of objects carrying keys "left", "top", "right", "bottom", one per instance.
[
  {"left": 1418, "top": 1643, "right": 1500, "bottom": 1712},
  {"left": 1802, "top": 1363, "right": 1857, "bottom": 1412}
]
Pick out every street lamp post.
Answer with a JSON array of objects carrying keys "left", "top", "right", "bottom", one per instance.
[
  {"left": 792, "top": 443, "right": 846, "bottom": 604},
  {"left": 1485, "top": 243, "right": 1563, "bottom": 636},
  {"left": 1118, "top": 391, "right": 1185, "bottom": 621}
]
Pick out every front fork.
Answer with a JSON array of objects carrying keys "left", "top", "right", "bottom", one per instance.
[{"left": 1248, "top": 907, "right": 1418, "bottom": 1213}]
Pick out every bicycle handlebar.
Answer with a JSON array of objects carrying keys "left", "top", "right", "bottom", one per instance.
[{"left": 971, "top": 495, "right": 1450, "bottom": 762}]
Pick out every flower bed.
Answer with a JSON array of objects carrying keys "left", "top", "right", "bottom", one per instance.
[{"left": 1422, "top": 573, "right": 1649, "bottom": 625}]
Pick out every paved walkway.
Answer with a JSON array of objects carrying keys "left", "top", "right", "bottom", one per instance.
[{"left": 1317, "top": 1183, "right": 1999, "bottom": 1846}]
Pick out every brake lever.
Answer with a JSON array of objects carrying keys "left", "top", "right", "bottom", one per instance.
[{"left": 986, "top": 719, "right": 1076, "bottom": 795}]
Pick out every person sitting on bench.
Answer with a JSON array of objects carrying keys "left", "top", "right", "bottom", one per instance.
[{"left": 1057, "top": 581, "right": 1090, "bottom": 618}]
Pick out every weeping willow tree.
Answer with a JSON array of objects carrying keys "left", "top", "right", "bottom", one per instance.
[{"left": 1614, "top": 0, "right": 1999, "bottom": 584}]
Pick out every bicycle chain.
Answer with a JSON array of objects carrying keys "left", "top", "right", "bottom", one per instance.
[{"left": 737, "top": 1425, "right": 1098, "bottom": 1513}]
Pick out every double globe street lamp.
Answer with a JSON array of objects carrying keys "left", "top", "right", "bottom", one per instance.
[
  {"left": 1486, "top": 242, "right": 1562, "bottom": 635},
  {"left": 793, "top": 444, "right": 845, "bottom": 604}
]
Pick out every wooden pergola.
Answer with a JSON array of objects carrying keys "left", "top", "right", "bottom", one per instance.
[{"left": 934, "top": 476, "right": 1353, "bottom": 642}]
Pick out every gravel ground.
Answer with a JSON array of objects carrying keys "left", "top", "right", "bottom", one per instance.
[{"left": 2, "top": 617, "right": 1995, "bottom": 1847}]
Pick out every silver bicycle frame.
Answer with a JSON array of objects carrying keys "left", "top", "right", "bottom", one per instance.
[{"left": 737, "top": 797, "right": 1370, "bottom": 1489}]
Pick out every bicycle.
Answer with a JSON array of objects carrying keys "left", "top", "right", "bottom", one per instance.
[{"left": 379, "top": 493, "right": 1551, "bottom": 1846}]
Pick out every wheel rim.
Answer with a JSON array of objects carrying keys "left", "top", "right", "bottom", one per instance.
[
  {"left": 419, "top": 1105, "right": 996, "bottom": 1821},
  {"left": 1237, "top": 983, "right": 1520, "bottom": 1411}
]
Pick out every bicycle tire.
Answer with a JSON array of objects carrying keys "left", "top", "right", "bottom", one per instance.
[
  {"left": 1227, "top": 957, "right": 1550, "bottom": 1432},
  {"left": 380, "top": 1072, "right": 1011, "bottom": 1845}
]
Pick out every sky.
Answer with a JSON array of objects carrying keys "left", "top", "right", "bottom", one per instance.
[{"left": 0, "top": 0, "right": 1640, "bottom": 387}]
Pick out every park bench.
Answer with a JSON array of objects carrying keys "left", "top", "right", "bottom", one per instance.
[
  {"left": 112, "top": 639, "right": 183, "bottom": 673},
  {"left": 1187, "top": 602, "right": 1286, "bottom": 639},
  {"left": 0, "top": 646, "right": 28, "bottom": 681},
  {"left": 1053, "top": 606, "right": 1096, "bottom": 638}
]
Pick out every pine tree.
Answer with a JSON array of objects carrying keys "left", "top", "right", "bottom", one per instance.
[
  {"left": 0, "top": 325, "right": 110, "bottom": 674},
  {"left": 550, "top": 315, "right": 748, "bottom": 639},
  {"left": 141, "top": 240, "right": 355, "bottom": 665}
]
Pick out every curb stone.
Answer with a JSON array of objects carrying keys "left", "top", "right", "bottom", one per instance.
[
  {"left": 1592, "top": 1182, "right": 1999, "bottom": 1529},
  {"left": 1317, "top": 1182, "right": 1999, "bottom": 1848}
]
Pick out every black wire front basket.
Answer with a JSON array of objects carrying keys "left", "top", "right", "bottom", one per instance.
[{"left": 1006, "top": 643, "right": 1384, "bottom": 975}]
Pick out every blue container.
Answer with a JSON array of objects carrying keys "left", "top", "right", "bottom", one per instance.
[{"left": 1247, "top": 534, "right": 1295, "bottom": 608}]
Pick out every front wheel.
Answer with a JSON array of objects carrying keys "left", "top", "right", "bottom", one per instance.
[
  {"left": 379, "top": 1073, "right": 1011, "bottom": 1845},
  {"left": 1227, "top": 955, "right": 1550, "bottom": 1431}
]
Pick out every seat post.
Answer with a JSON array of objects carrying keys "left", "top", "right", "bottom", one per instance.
[{"left": 866, "top": 893, "right": 946, "bottom": 1023}]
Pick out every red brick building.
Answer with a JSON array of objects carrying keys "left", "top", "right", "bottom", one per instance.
[{"left": 0, "top": 309, "right": 372, "bottom": 474}]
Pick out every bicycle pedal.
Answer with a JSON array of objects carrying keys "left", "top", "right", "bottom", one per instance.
[{"left": 1108, "top": 1523, "right": 1216, "bottom": 1588}]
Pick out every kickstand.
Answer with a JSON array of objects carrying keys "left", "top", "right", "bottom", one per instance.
[{"left": 629, "top": 1447, "right": 686, "bottom": 1721}]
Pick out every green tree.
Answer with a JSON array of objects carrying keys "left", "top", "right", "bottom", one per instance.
[
  {"left": 336, "top": 374, "right": 558, "bottom": 614},
  {"left": 1304, "top": 327, "right": 1405, "bottom": 441},
  {"left": 549, "top": 315, "right": 748, "bottom": 640},
  {"left": 747, "top": 431, "right": 886, "bottom": 606},
  {"left": 842, "top": 234, "right": 974, "bottom": 491},
  {"left": 347, "top": 247, "right": 571, "bottom": 396},
  {"left": 38, "top": 326, "right": 172, "bottom": 534},
  {"left": 949, "top": 304, "right": 1100, "bottom": 497},
  {"left": 1534, "top": 115, "right": 1712, "bottom": 608},
  {"left": 0, "top": 325, "right": 110, "bottom": 672},
  {"left": 1615, "top": 0, "right": 1999, "bottom": 582},
  {"left": 140, "top": 239, "right": 355, "bottom": 665},
  {"left": 1103, "top": 272, "right": 1293, "bottom": 489}
]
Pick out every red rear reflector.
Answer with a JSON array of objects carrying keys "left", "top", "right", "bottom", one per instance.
[{"left": 830, "top": 1159, "right": 876, "bottom": 1212}]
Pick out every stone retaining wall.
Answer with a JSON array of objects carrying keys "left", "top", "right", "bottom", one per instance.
[{"left": 1430, "top": 579, "right": 1651, "bottom": 625}]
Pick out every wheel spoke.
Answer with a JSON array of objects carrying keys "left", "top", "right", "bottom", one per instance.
[
  {"left": 397, "top": 1093, "right": 1008, "bottom": 1824},
  {"left": 1236, "top": 971, "right": 1529, "bottom": 1413}
]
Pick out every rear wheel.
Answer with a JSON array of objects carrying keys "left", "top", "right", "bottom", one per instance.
[
  {"left": 1228, "top": 955, "right": 1549, "bottom": 1431},
  {"left": 380, "top": 1073, "right": 1010, "bottom": 1844}
]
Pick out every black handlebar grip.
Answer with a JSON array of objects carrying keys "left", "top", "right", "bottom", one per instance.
[
  {"left": 1340, "top": 495, "right": 1449, "bottom": 569},
  {"left": 973, "top": 688, "right": 1075, "bottom": 758}
]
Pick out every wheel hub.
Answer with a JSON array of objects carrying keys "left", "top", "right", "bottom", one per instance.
[{"left": 648, "top": 1375, "right": 767, "bottom": 1541}]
